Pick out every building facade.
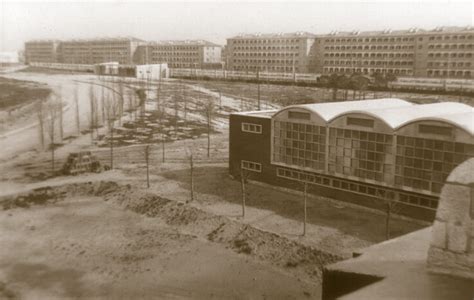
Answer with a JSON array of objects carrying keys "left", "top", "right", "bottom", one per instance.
[
  {"left": 226, "top": 32, "right": 317, "bottom": 73},
  {"left": 312, "top": 26, "right": 474, "bottom": 78},
  {"left": 25, "top": 40, "right": 61, "bottom": 63},
  {"left": 229, "top": 99, "right": 474, "bottom": 221},
  {"left": 58, "top": 37, "right": 144, "bottom": 65},
  {"left": 134, "top": 40, "right": 222, "bottom": 69}
]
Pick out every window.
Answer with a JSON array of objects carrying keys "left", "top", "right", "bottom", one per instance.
[
  {"left": 242, "top": 122, "right": 262, "bottom": 134},
  {"left": 347, "top": 117, "right": 375, "bottom": 128},
  {"left": 419, "top": 124, "right": 452, "bottom": 136},
  {"left": 288, "top": 111, "right": 310, "bottom": 120},
  {"left": 241, "top": 160, "right": 262, "bottom": 172}
]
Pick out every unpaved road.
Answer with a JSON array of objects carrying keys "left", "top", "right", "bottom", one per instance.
[{"left": 0, "top": 195, "right": 318, "bottom": 299}]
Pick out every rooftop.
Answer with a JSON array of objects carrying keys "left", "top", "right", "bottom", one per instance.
[
  {"left": 144, "top": 40, "right": 221, "bottom": 47},
  {"left": 274, "top": 99, "right": 474, "bottom": 135},
  {"left": 324, "top": 227, "right": 474, "bottom": 299},
  {"left": 229, "top": 32, "right": 317, "bottom": 39},
  {"left": 319, "top": 25, "right": 474, "bottom": 37}
]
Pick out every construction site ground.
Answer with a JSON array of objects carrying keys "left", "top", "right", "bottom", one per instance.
[{"left": 0, "top": 69, "right": 427, "bottom": 299}]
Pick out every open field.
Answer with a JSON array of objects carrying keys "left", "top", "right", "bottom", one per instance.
[{"left": 0, "top": 77, "right": 51, "bottom": 111}]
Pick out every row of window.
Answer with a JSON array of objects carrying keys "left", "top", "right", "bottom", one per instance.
[
  {"left": 230, "top": 39, "right": 304, "bottom": 44},
  {"left": 232, "top": 59, "right": 299, "bottom": 64},
  {"left": 428, "top": 44, "right": 473, "bottom": 49},
  {"left": 324, "top": 68, "right": 412, "bottom": 75},
  {"left": 324, "top": 45, "right": 415, "bottom": 50},
  {"left": 241, "top": 123, "right": 262, "bottom": 134},
  {"left": 324, "top": 60, "right": 414, "bottom": 66},
  {"left": 324, "top": 52, "right": 414, "bottom": 58},
  {"left": 231, "top": 52, "right": 300, "bottom": 57},
  {"left": 428, "top": 52, "right": 473, "bottom": 58},
  {"left": 427, "top": 70, "right": 472, "bottom": 78},
  {"left": 231, "top": 46, "right": 300, "bottom": 50},
  {"left": 275, "top": 167, "right": 438, "bottom": 209},
  {"left": 324, "top": 37, "right": 416, "bottom": 43},
  {"left": 427, "top": 62, "right": 472, "bottom": 68}
]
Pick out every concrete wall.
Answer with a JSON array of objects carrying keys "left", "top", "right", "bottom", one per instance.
[{"left": 427, "top": 158, "right": 474, "bottom": 279}]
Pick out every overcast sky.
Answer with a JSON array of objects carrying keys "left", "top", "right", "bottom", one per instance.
[{"left": 1, "top": 0, "right": 473, "bottom": 51}]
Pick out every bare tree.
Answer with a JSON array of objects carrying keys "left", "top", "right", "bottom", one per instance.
[
  {"left": 377, "top": 190, "right": 401, "bottom": 240},
  {"left": 190, "top": 154, "right": 194, "bottom": 202},
  {"left": 74, "top": 85, "right": 81, "bottom": 135},
  {"left": 104, "top": 94, "right": 120, "bottom": 169},
  {"left": 45, "top": 99, "right": 60, "bottom": 172},
  {"left": 202, "top": 98, "right": 215, "bottom": 158},
  {"left": 145, "top": 145, "right": 150, "bottom": 188},
  {"left": 89, "top": 85, "right": 97, "bottom": 143},
  {"left": 303, "top": 181, "right": 308, "bottom": 236},
  {"left": 57, "top": 94, "right": 64, "bottom": 141},
  {"left": 240, "top": 167, "right": 251, "bottom": 218},
  {"left": 36, "top": 99, "right": 45, "bottom": 150}
]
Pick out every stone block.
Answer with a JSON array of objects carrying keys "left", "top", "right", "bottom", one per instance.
[
  {"left": 431, "top": 221, "right": 447, "bottom": 249},
  {"left": 437, "top": 184, "right": 471, "bottom": 222},
  {"left": 447, "top": 223, "right": 468, "bottom": 253}
]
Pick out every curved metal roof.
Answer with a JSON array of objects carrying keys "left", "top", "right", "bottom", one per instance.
[
  {"left": 275, "top": 99, "right": 413, "bottom": 121},
  {"left": 273, "top": 99, "right": 474, "bottom": 135}
]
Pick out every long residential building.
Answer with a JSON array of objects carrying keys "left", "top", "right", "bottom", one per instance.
[
  {"left": 134, "top": 40, "right": 222, "bottom": 69},
  {"left": 226, "top": 32, "right": 317, "bottom": 73},
  {"left": 312, "top": 26, "right": 474, "bottom": 78},
  {"left": 229, "top": 99, "right": 474, "bottom": 221},
  {"left": 25, "top": 40, "right": 61, "bottom": 63}
]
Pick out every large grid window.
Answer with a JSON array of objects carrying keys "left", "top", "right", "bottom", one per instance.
[
  {"left": 395, "top": 136, "right": 474, "bottom": 194},
  {"left": 328, "top": 128, "right": 394, "bottom": 182},
  {"left": 241, "top": 160, "right": 262, "bottom": 172},
  {"left": 273, "top": 121, "right": 326, "bottom": 170}
]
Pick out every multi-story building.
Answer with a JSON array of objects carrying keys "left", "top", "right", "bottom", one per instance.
[
  {"left": 134, "top": 40, "right": 222, "bottom": 69},
  {"left": 229, "top": 99, "right": 474, "bottom": 221},
  {"left": 58, "top": 37, "right": 144, "bottom": 65},
  {"left": 312, "top": 26, "right": 474, "bottom": 78},
  {"left": 25, "top": 40, "right": 61, "bottom": 63},
  {"left": 226, "top": 32, "right": 317, "bottom": 73}
]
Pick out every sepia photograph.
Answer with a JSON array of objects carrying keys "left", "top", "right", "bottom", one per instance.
[{"left": 0, "top": 0, "right": 473, "bottom": 299}]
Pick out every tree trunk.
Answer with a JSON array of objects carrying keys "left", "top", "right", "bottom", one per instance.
[
  {"left": 162, "top": 133, "right": 165, "bottom": 163},
  {"left": 58, "top": 101, "right": 63, "bottom": 141},
  {"left": 240, "top": 169, "right": 246, "bottom": 218},
  {"left": 75, "top": 90, "right": 81, "bottom": 134},
  {"left": 386, "top": 201, "right": 391, "bottom": 240},
  {"left": 145, "top": 145, "right": 150, "bottom": 188},
  {"left": 190, "top": 154, "right": 194, "bottom": 201},
  {"left": 207, "top": 116, "right": 211, "bottom": 158},
  {"left": 303, "top": 182, "right": 307, "bottom": 236},
  {"left": 110, "top": 125, "right": 114, "bottom": 169}
]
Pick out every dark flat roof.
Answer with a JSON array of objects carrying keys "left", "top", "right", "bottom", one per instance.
[{"left": 326, "top": 227, "right": 474, "bottom": 299}]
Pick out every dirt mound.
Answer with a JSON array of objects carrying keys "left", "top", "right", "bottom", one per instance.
[
  {"left": 2, "top": 181, "right": 343, "bottom": 282},
  {"left": 100, "top": 184, "right": 343, "bottom": 282}
]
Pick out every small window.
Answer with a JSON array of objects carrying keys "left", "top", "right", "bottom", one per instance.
[
  {"left": 418, "top": 124, "right": 452, "bottom": 136},
  {"left": 241, "top": 122, "right": 262, "bottom": 134},
  {"left": 288, "top": 111, "right": 311, "bottom": 120},
  {"left": 347, "top": 117, "right": 374, "bottom": 128},
  {"left": 241, "top": 160, "right": 262, "bottom": 172}
]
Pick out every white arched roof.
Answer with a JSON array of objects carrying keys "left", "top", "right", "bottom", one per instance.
[
  {"left": 273, "top": 99, "right": 474, "bottom": 135},
  {"left": 275, "top": 99, "right": 413, "bottom": 122}
]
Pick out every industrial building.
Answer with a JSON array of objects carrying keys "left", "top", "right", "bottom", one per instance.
[
  {"left": 225, "top": 32, "right": 317, "bottom": 73},
  {"left": 229, "top": 99, "right": 474, "bottom": 221},
  {"left": 134, "top": 40, "right": 222, "bottom": 69},
  {"left": 312, "top": 26, "right": 474, "bottom": 78}
]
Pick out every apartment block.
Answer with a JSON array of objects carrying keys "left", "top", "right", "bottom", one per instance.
[
  {"left": 226, "top": 32, "right": 316, "bottom": 73},
  {"left": 313, "top": 26, "right": 474, "bottom": 78},
  {"left": 25, "top": 40, "right": 61, "bottom": 63},
  {"left": 58, "top": 37, "right": 144, "bottom": 65},
  {"left": 134, "top": 40, "right": 222, "bottom": 69}
]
